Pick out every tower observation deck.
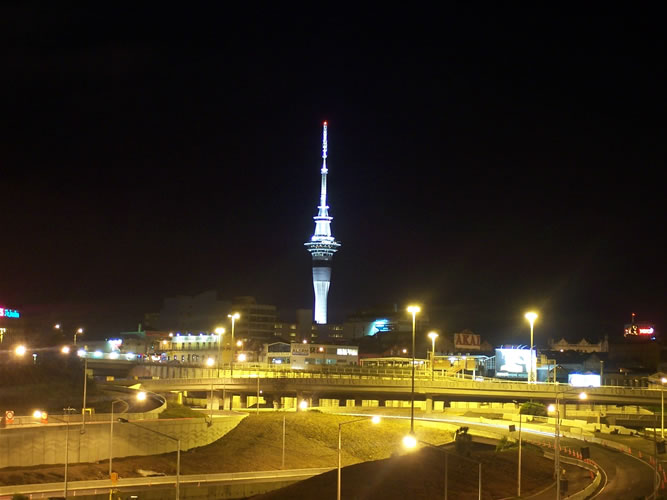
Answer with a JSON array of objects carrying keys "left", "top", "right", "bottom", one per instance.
[{"left": 304, "top": 121, "right": 341, "bottom": 324}]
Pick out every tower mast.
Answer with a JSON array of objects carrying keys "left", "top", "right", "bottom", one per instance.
[{"left": 305, "top": 121, "right": 341, "bottom": 325}]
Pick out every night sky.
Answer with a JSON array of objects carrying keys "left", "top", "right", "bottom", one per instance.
[{"left": 1, "top": 6, "right": 664, "bottom": 345}]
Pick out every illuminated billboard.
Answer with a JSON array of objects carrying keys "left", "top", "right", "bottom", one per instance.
[
  {"left": 454, "top": 332, "right": 481, "bottom": 351},
  {"left": 0, "top": 307, "right": 20, "bottom": 319},
  {"left": 624, "top": 313, "right": 656, "bottom": 339},
  {"left": 495, "top": 348, "right": 535, "bottom": 379},
  {"left": 569, "top": 373, "right": 601, "bottom": 387}
]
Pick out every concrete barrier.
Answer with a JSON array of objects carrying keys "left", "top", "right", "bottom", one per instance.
[{"left": 0, "top": 414, "right": 246, "bottom": 468}]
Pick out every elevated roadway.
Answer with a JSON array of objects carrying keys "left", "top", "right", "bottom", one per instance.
[{"left": 104, "top": 362, "right": 661, "bottom": 407}]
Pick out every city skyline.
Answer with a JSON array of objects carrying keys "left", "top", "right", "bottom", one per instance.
[{"left": 1, "top": 6, "right": 664, "bottom": 345}]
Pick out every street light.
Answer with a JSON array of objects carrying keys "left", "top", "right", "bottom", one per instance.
[
  {"left": 228, "top": 313, "right": 240, "bottom": 378},
  {"left": 74, "top": 327, "right": 84, "bottom": 346},
  {"left": 524, "top": 312, "right": 538, "bottom": 383},
  {"left": 81, "top": 355, "right": 89, "bottom": 433},
  {"left": 661, "top": 377, "right": 666, "bottom": 439},
  {"left": 110, "top": 392, "right": 147, "bottom": 481},
  {"left": 33, "top": 408, "right": 75, "bottom": 498},
  {"left": 415, "top": 440, "right": 481, "bottom": 500},
  {"left": 548, "top": 390, "right": 587, "bottom": 499},
  {"left": 118, "top": 418, "right": 181, "bottom": 499},
  {"left": 427, "top": 331, "right": 438, "bottom": 381},
  {"left": 214, "top": 327, "right": 225, "bottom": 377},
  {"left": 337, "top": 416, "right": 380, "bottom": 500},
  {"left": 14, "top": 344, "right": 26, "bottom": 356},
  {"left": 407, "top": 305, "right": 421, "bottom": 434}
]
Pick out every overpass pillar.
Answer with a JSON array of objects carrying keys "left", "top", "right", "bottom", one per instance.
[
  {"left": 354, "top": 398, "right": 363, "bottom": 407},
  {"left": 222, "top": 393, "right": 232, "bottom": 411},
  {"left": 273, "top": 395, "right": 283, "bottom": 410},
  {"left": 207, "top": 392, "right": 220, "bottom": 410},
  {"left": 239, "top": 395, "right": 248, "bottom": 409},
  {"left": 338, "top": 398, "right": 347, "bottom": 408},
  {"left": 378, "top": 399, "right": 386, "bottom": 407},
  {"left": 425, "top": 395, "right": 433, "bottom": 413}
]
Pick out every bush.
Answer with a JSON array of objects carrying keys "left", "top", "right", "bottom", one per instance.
[
  {"left": 495, "top": 435, "right": 517, "bottom": 452},
  {"left": 520, "top": 402, "right": 547, "bottom": 416}
]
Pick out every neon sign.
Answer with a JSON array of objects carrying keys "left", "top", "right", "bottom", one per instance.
[{"left": 0, "top": 308, "right": 20, "bottom": 319}]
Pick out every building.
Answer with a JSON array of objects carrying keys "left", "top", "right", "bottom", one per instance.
[
  {"left": 0, "top": 304, "right": 24, "bottom": 346},
  {"left": 231, "top": 296, "right": 277, "bottom": 340},
  {"left": 343, "top": 305, "right": 428, "bottom": 340},
  {"left": 304, "top": 122, "right": 341, "bottom": 325},
  {"left": 548, "top": 336, "right": 609, "bottom": 353},
  {"left": 274, "top": 309, "right": 345, "bottom": 343},
  {"left": 261, "top": 341, "right": 358, "bottom": 369}
]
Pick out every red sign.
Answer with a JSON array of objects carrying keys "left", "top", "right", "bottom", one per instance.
[
  {"left": 5, "top": 410, "right": 14, "bottom": 424},
  {"left": 454, "top": 333, "right": 481, "bottom": 350},
  {"left": 624, "top": 323, "right": 655, "bottom": 337}
]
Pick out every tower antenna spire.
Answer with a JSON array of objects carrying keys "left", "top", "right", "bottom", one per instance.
[{"left": 305, "top": 121, "right": 341, "bottom": 325}]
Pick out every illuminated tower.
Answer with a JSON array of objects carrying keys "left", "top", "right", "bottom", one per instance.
[{"left": 305, "top": 121, "right": 341, "bottom": 324}]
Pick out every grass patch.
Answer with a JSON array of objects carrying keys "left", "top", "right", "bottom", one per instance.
[{"left": 158, "top": 402, "right": 207, "bottom": 419}]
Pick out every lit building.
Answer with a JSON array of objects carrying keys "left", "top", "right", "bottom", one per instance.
[
  {"left": 548, "top": 336, "right": 609, "bottom": 353},
  {"left": 261, "top": 341, "right": 358, "bottom": 368},
  {"left": 304, "top": 122, "right": 341, "bottom": 324},
  {"left": 274, "top": 309, "right": 344, "bottom": 343},
  {"left": 0, "top": 304, "right": 24, "bottom": 345},
  {"left": 231, "top": 296, "right": 277, "bottom": 340},
  {"left": 343, "top": 305, "right": 429, "bottom": 340}
]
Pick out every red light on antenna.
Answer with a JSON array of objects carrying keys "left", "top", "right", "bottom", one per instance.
[{"left": 323, "top": 121, "right": 328, "bottom": 125}]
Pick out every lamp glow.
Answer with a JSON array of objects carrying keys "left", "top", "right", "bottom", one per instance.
[
  {"left": 402, "top": 434, "right": 417, "bottom": 449},
  {"left": 15, "top": 345, "right": 26, "bottom": 356}
]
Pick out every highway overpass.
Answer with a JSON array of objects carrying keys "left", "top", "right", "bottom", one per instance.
[{"left": 101, "top": 362, "right": 661, "bottom": 408}]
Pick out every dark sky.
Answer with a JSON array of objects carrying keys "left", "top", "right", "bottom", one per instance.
[{"left": 1, "top": 6, "right": 664, "bottom": 345}]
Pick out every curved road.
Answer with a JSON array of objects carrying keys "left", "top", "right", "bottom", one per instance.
[
  {"left": 442, "top": 416, "right": 656, "bottom": 499},
  {"left": 340, "top": 412, "right": 657, "bottom": 499}
]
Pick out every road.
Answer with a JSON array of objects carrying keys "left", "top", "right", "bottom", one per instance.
[
  {"left": 337, "top": 411, "right": 657, "bottom": 499},
  {"left": 0, "top": 468, "right": 334, "bottom": 499}
]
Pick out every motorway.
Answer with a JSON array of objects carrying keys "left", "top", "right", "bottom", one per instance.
[
  {"left": 369, "top": 412, "right": 659, "bottom": 499},
  {"left": 0, "top": 412, "right": 656, "bottom": 499},
  {"left": 119, "top": 369, "right": 661, "bottom": 406},
  {"left": 0, "top": 468, "right": 334, "bottom": 499}
]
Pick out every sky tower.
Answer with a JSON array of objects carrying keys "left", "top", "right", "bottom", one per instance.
[{"left": 305, "top": 121, "right": 341, "bottom": 324}]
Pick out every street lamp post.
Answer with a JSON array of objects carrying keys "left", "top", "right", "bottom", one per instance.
[
  {"left": 228, "top": 313, "right": 240, "bottom": 378},
  {"left": 407, "top": 305, "right": 421, "bottom": 434},
  {"left": 61, "top": 408, "right": 74, "bottom": 498},
  {"left": 518, "top": 410, "right": 523, "bottom": 497},
  {"left": 524, "top": 312, "right": 538, "bottom": 383},
  {"left": 118, "top": 418, "right": 181, "bottom": 499},
  {"left": 282, "top": 413, "right": 286, "bottom": 469},
  {"left": 661, "top": 377, "right": 666, "bottom": 439},
  {"left": 214, "top": 327, "right": 225, "bottom": 377},
  {"left": 337, "top": 416, "right": 380, "bottom": 500},
  {"left": 81, "top": 356, "right": 88, "bottom": 433},
  {"left": 109, "top": 399, "right": 125, "bottom": 479},
  {"left": 549, "top": 390, "right": 587, "bottom": 500},
  {"left": 74, "top": 327, "right": 84, "bottom": 346},
  {"left": 110, "top": 392, "right": 146, "bottom": 480},
  {"left": 428, "top": 331, "right": 438, "bottom": 382}
]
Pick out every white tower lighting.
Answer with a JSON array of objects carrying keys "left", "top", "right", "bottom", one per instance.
[{"left": 304, "top": 121, "right": 341, "bottom": 324}]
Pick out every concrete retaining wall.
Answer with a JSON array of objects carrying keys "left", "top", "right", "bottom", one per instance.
[{"left": 0, "top": 415, "right": 245, "bottom": 469}]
